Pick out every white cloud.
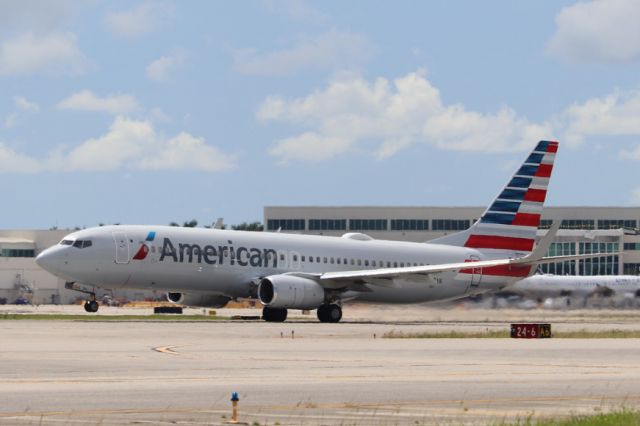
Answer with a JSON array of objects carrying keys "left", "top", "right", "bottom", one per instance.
[
  {"left": 3, "top": 113, "right": 17, "bottom": 129},
  {"left": 547, "top": 0, "right": 640, "bottom": 63},
  {"left": 233, "top": 29, "right": 373, "bottom": 76},
  {"left": 261, "top": 0, "right": 327, "bottom": 24},
  {"left": 138, "top": 132, "right": 235, "bottom": 172},
  {"left": 0, "top": 117, "right": 235, "bottom": 173},
  {"left": 57, "top": 90, "right": 140, "bottom": 115},
  {"left": 259, "top": 71, "right": 552, "bottom": 163},
  {"left": 104, "top": 2, "right": 171, "bottom": 39},
  {"left": 0, "top": 142, "right": 42, "bottom": 172},
  {"left": 146, "top": 49, "right": 188, "bottom": 81},
  {"left": 3, "top": 96, "right": 40, "bottom": 128},
  {"left": 14, "top": 96, "right": 39, "bottom": 112},
  {"left": 0, "top": 32, "right": 87, "bottom": 76},
  {"left": 562, "top": 90, "right": 640, "bottom": 146}
]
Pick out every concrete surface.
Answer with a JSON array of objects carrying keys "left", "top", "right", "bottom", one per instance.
[{"left": 1, "top": 305, "right": 640, "bottom": 425}]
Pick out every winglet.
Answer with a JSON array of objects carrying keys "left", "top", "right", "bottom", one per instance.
[{"left": 513, "top": 220, "right": 560, "bottom": 264}]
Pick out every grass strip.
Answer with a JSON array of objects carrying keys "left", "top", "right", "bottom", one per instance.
[
  {"left": 0, "top": 313, "right": 228, "bottom": 321},
  {"left": 383, "top": 329, "right": 640, "bottom": 339},
  {"left": 501, "top": 408, "right": 640, "bottom": 425}
]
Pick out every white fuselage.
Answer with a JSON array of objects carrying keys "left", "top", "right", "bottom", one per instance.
[
  {"left": 511, "top": 274, "right": 640, "bottom": 298},
  {"left": 36, "top": 225, "right": 505, "bottom": 304}
]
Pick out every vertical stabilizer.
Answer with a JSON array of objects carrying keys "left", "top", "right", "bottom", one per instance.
[{"left": 430, "top": 140, "right": 559, "bottom": 259}]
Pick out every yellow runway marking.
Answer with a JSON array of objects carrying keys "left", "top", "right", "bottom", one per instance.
[{"left": 152, "top": 345, "right": 180, "bottom": 355}]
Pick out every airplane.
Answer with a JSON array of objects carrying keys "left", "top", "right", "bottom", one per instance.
[
  {"left": 507, "top": 274, "right": 640, "bottom": 301},
  {"left": 37, "top": 140, "right": 585, "bottom": 322}
]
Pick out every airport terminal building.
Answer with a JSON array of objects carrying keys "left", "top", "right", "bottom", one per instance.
[
  {"left": 2, "top": 206, "right": 640, "bottom": 304},
  {"left": 265, "top": 206, "right": 640, "bottom": 277}
]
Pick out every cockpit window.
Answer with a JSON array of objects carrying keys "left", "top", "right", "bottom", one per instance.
[{"left": 63, "top": 239, "right": 93, "bottom": 249}]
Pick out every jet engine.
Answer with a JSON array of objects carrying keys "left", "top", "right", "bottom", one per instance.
[
  {"left": 258, "top": 275, "right": 325, "bottom": 309},
  {"left": 167, "top": 292, "right": 231, "bottom": 308}
]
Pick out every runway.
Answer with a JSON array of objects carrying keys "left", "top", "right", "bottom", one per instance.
[{"left": 2, "top": 306, "right": 640, "bottom": 425}]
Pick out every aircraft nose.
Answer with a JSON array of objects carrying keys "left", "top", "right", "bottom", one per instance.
[{"left": 36, "top": 248, "right": 61, "bottom": 274}]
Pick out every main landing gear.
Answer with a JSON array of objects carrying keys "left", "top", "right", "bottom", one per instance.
[
  {"left": 261, "top": 304, "right": 343, "bottom": 323},
  {"left": 317, "top": 304, "right": 342, "bottom": 323},
  {"left": 262, "top": 307, "right": 287, "bottom": 322}
]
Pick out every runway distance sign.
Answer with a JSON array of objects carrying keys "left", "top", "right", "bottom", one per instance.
[{"left": 510, "top": 323, "right": 552, "bottom": 339}]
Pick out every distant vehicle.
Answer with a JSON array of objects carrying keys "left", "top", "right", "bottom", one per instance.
[
  {"left": 505, "top": 274, "right": 640, "bottom": 301},
  {"left": 14, "top": 297, "right": 30, "bottom": 305},
  {"left": 36, "top": 140, "right": 589, "bottom": 322}
]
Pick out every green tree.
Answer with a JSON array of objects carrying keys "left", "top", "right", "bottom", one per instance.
[{"left": 232, "top": 221, "right": 264, "bottom": 232}]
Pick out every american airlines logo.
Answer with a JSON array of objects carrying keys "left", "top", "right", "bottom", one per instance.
[{"left": 158, "top": 237, "right": 278, "bottom": 267}]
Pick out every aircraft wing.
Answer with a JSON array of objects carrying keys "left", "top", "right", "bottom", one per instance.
[
  {"left": 317, "top": 252, "right": 607, "bottom": 283},
  {"left": 318, "top": 222, "right": 606, "bottom": 284}
]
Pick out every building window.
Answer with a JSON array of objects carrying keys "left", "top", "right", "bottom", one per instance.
[
  {"left": 540, "top": 242, "right": 576, "bottom": 275},
  {"left": 266, "top": 219, "right": 305, "bottom": 231},
  {"left": 576, "top": 242, "right": 620, "bottom": 276},
  {"left": 560, "top": 219, "right": 595, "bottom": 230},
  {"left": 1, "top": 249, "right": 35, "bottom": 258},
  {"left": 432, "top": 219, "right": 470, "bottom": 231},
  {"left": 624, "top": 243, "right": 640, "bottom": 251},
  {"left": 598, "top": 219, "right": 637, "bottom": 230},
  {"left": 390, "top": 219, "right": 429, "bottom": 231},
  {"left": 624, "top": 263, "right": 640, "bottom": 275},
  {"left": 349, "top": 219, "right": 388, "bottom": 231},
  {"left": 309, "top": 219, "right": 347, "bottom": 231}
]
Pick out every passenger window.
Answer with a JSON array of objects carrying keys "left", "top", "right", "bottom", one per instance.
[
  {"left": 350, "top": 259, "right": 355, "bottom": 265},
  {"left": 330, "top": 257, "right": 334, "bottom": 264},
  {"left": 394, "top": 262, "right": 398, "bottom": 267},
  {"left": 387, "top": 261, "right": 391, "bottom": 267},
  {"left": 301, "top": 255, "right": 305, "bottom": 262},
  {"left": 293, "top": 254, "right": 298, "bottom": 261},
  {"left": 309, "top": 256, "right": 314, "bottom": 263},
  {"left": 344, "top": 258, "right": 348, "bottom": 264},
  {"left": 323, "top": 257, "right": 327, "bottom": 263},
  {"left": 365, "top": 260, "right": 369, "bottom": 266},
  {"left": 400, "top": 263, "right": 405, "bottom": 267},
  {"left": 357, "top": 259, "right": 362, "bottom": 266},
  {"left": 372, "top": 260, "right": 376, "bottom": 267},
  {"left": 337, "top": 258, "right": 341, "bottom": 264},
  {"left": 316, "top": 256, "right": 320, "bottom": 262},
  {"left": 280, "top": 254, "right": 285, "bottom": 261}
]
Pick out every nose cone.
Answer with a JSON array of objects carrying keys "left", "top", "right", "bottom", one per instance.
[{"left": 36, "top": 247, "right": 62, "bottom": 275}]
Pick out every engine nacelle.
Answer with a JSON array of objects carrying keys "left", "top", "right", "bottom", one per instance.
[
  {"left": 167, "top": 292, "right": 231, "bottom": 308},
  {"left": 258, "top": 275, "right": 325, "bottom": 310}
]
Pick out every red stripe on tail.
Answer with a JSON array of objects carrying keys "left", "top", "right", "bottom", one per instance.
[
  {"left": 524, "top": 188, "right": 546, "bottom": 202},
  {"left": 465, "top": 235, "right": 535, "bottom": 251},
  {"left": 512, "top": 213, "right": 541, "bottom": 227},
  {"left": 535, "top": 163, "right": 553, "bottom": 178}
]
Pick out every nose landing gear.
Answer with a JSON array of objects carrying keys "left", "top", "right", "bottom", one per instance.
[
  {"left": 83, "top": 297, "right": 99, "bottom": 313},
  {"left": 66, "top": 282, "right": 101, "bottom": 313}
]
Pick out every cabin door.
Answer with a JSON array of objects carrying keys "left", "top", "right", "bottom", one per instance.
[
  {"left": 113, "top": 232, "right": 130, "bottom": 264},
  {"left": 469, "top": 255, "right": 482, "bottom": 288}
]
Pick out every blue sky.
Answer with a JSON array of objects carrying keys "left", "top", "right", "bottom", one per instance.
[{"left": 1, "top": 0, "right": 640, "bottom": 229}]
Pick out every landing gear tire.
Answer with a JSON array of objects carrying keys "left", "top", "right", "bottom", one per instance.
[
  {"left": 262, "top": 307, "right": 287, "bottom": 322},
  {"left": 317, "top": 304, "right": 342, "bottom": 323},
  {"left": 84, "top": 299, "right": 99, "bottom": 313}
]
